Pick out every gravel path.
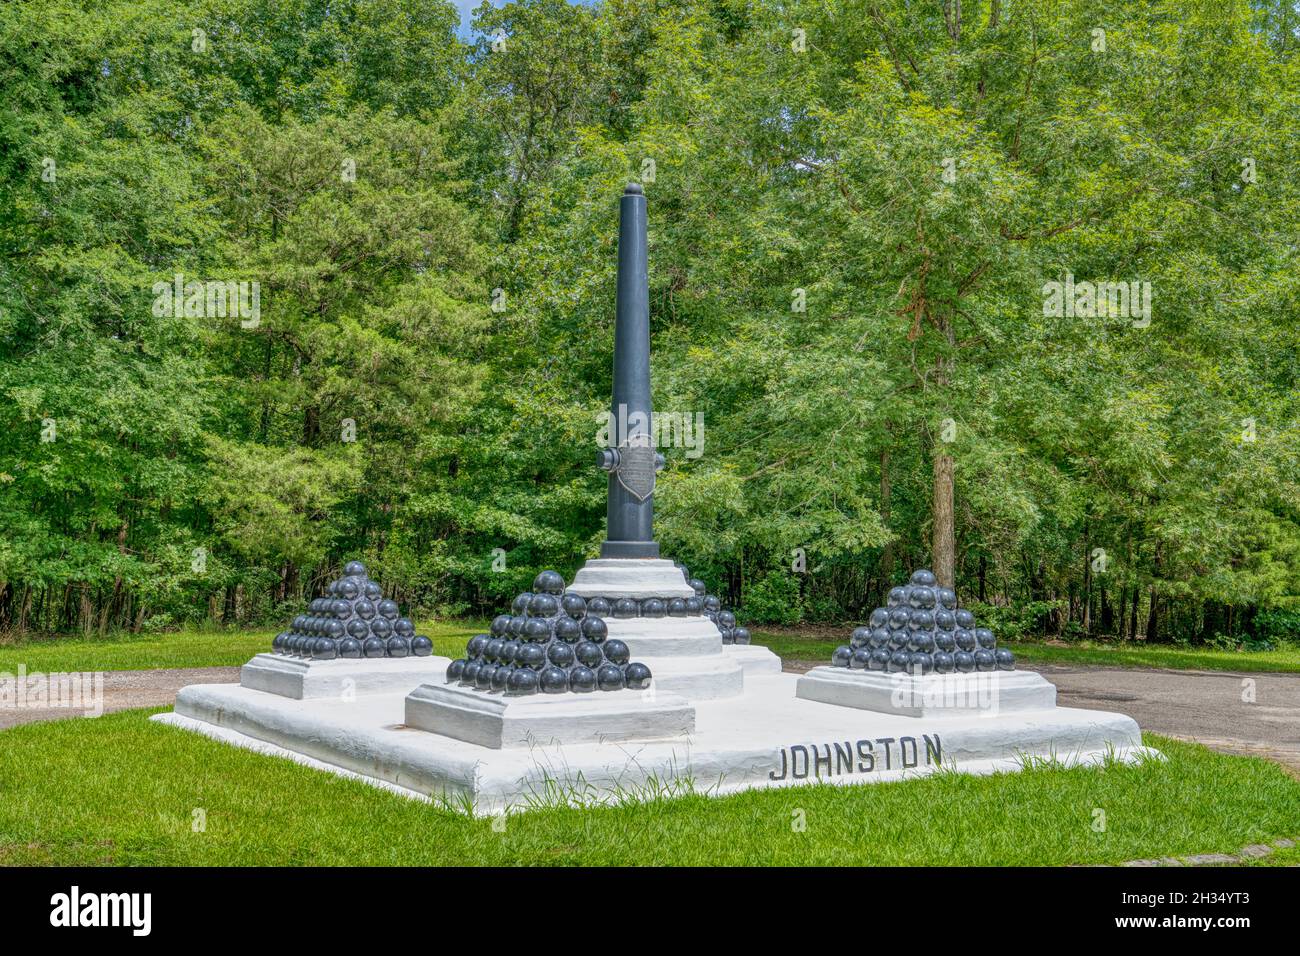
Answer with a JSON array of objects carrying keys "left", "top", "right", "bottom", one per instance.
[{"left": 0, "top": 666, "right": 240, "bottom": 730}]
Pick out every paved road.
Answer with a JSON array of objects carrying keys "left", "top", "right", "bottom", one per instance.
[
  {"left": 782, "top": 658, "right": 1300, "bottom": 773},
  {"left": 0, "top": 666, "right": 240, "bottom": 730},
  {"left": 3, "top": 662, "right": 1298, "bottom": 774}
]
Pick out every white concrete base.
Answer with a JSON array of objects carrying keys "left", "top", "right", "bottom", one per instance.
[
  {"left": 723, "top": 644, "right": 784, "bottom": 677},
  {"left": 796, "top": 667, "right": 1057, "bottom": 717},
  {"left": 628, "top": 652, "right": 745, "bottom": 700},
  {"left": 602, "top": 615, "right": 745, "bottom": 700},
  {"left": 403, "top": 681, "right": 694, "bottom": 749},
  {"left": 568, "top": 558, "right": 695, "bottom": 599},
  {"left": 239, "top": 653, "right": 450, "bottom": 700},
  {"left": 156, "top": 670, "right": 1158, "bottom": 815}
]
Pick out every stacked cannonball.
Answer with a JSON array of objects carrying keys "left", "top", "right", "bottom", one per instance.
[
  {"left": 445, "top": 570, "right": 654, "bottom": 695},
  {"left": 829, "top": 568, "right": 1014, "bottom": 675},
  {"left": 674, "top": 565, "right": 750, "bottom": 646},
  {"left": 270, "top": 561, "right": 434, "bottom": 661}
]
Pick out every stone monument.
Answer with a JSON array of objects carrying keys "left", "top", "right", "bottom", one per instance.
[{"left": 156, "top": 185, "right": 1156, "bottom": 814}]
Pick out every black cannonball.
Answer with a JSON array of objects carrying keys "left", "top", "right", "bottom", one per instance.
[
  {"left": 369, "top": 616, "right": 393, "bottom": 639},
  {"left": 410, "top": 635, "right": 433, "bottom": 657},
  {"left": 667, "top": 598, "right": 689, "bottom": 617},
  {"left": 933, "top": 609, "right": 956, "bottom": 631},
  {"left": 523, "top": 617, "right": 553, "bottom": 642},
  {"left": 684, "top": 596, "right": 703, "bottom": 615},
  {"left": 908, "top": 586, "right": 937, "bottom": 610},
  {"left": 975, "top": 627, "right": 997, "bottom": 649},
  {"left": 908, "top": 630, "right": 936, "bottom": 654},
  {"left": 547, "top": 642, "right": 575, "bottom": 668},
  {"left": 394, "top": 618, "right": 415, "bottom": 638},
  {"left": 490, "top": 614, "right": 511, "bottom": 636},
  {"left": 499, "top": 639, "right": 520, "bottom": 663},
  {"left": 936, "top": 587, "right": 958, "bottom": 610},
  {"left": 569, "top": 665, "right": 597, "bottom": 693},
  {"left": 446, "top": 658, "right": 466, "bottom": 681},
  {"left": 554, "top": 617, "right": 582, "bottom": 643},
  {"left": 732, "top": 627, "right": 751, "bottom": 645},
  {"left": 475, "top": 663, "right": 497, "bottom": 690},
  {"left": 850, "top": 648, "right": 871, "bottom": 670},
  {"left": 933, "top": 651, "right": 955, "bottom": 674},
  {"left": 560, "top": 592, "right": 587, "bottom": 619},
  {"left": 603, "top": 639, "right": 631, "bottom": 665},
  {"left": 869, "top": 607, "right": 890, "bottom": 629},
  {"left": 344, "top": 618, "right": 371, "bottom": 640},
  {"left": 954, "top": 627, "right": 976, "bottom": 652},
  {"left": 378, "top": 599, "right": 399, "bottom": 620},
  {"left": 580, "top": 616, "right": 608, "bottom": 642},
  {"left": 934, "top": 630, "right": 957, "bottom": 653},
  {"left": 720, "top": 627, "right": 734, "bottom": 644},
  {"left": 718, "top": 610, "right": 736, "bottom": 629},
  {"left": 688, "top": 578, "right": 707, "bottom": 597},
  {"left": 539, "top": 665, "right": 568, "bottom": 694},
  {"left": 533, "top": 570, "right": 566, "bottom": 595},
  {"left": 387, "top": 636, "right": 410, "bottom": 658},
  {"left": 869, "top": 648, "right": 891, "bottom": 671},
  {"left": 292, "top": 615, "right": 307, "bottom": 631},
  {"left": 831, "top": 645, "right": 853, "bottom": 667},
  {"left": 613, "top": 598, "right": 639, "bottom": 619},
  {"left": 313, "top": 638, "right": 338, "bottom": 661},
  {"left": 888, "top": 606, "right": 912, "bottom": 629},
  {"left": 324, "top": 619, "right": 345, "bottom": 640},
  {"left": 508, "top": 614, "right": 527, "bottom": 637},
  {"left": 309, "top": 598, "right": 324, "bottom": 613},
  {"left": 910, "top": 569, "right": 938, "bottom": 587},
  {"left": 363, "top": 637, "right": 387, "bottom": 659},
  {"left": 466, "top": 634, "right": 490, "bottom": 658},
  {"left": 596, "top": 663, "right": 626, "bottom": 691},
  {"left": 485, "top": 638, "right": 505, "bottom": 662},
  {"left": 888, "top": 586, "right": 908, "bottom": 607},
  {"left": 974, "top": 649, "right": 996, "bottom": 672},
  {"left": 995, "top": 648, "right": 1015, "bottom": 670},
  {"left": 908, "top": 651, "right": 934, "bottom": 675},
  {"left": 491, "top": 664, "right": 511, "bottom": 692},
  {"left": 703, "top": 595, "right": 721, "bottom": 613},
  {"left": 529, "top": 593, "right": 560, "bottom": 618},
  {"left": 955, "top": 608, "right": 976, "bottom": 629},
  {"left": 364, "top": 582, "right": 382, "bottom": 601},
  {"left": 887, "top": 628, "right": 909, "bottom": 650},
  {"left": 354, "top": 599, "right": 376, "bottom": 621},
  {"left": 850, "top": 626, "right": 872, "bottom": 648},
  {"left": 641, "top": 598, "right": 666, "bottom": 618},
  {"left": 909, "top": 609, "right": 935, "bottom": 631},
  {"left": 337, "top": 578, "right": 360, "bottom": 600},
  {"left": 887, "top": 650, "right": 911, "bottom": 673},
  {"left": 344, "top": 560, "right": 367, "bottom": 577},
  {"left": 574, "top": 641, "right": 603, "bottom": 668},
  {"left": 273, "top": 632, "right": 288, "bottom": 653},
  {"left": 954, "top": 650, "right": 975, "bottom": 673},
  {"left": 332, "top": 599, "right": 353, "bottom": 619},
  {"left": 512, "top": 592, "right": 533, "bottom": 615},
  {"left": 586, "top": 597, "right": 611, "bottom": 618},
  {"left": 869, "top": 627, "right": 891, "bottom": 649},
  {"left": 515, "top": 643, "right": 546, "bottom": 670},
  {"left": 327, "top": 580, "right": 341, "bottom": 596},
  {"left": 461, "top": 660, "right": 481, "bottom": 685},
  {"left": 507, "top": 668, "right": 539, "bottom": 696},
  {"left": 624, "top": 662, "right": 653, "bottom": 690}
]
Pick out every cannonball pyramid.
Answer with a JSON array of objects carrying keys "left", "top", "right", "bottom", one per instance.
[
  {"left": 269, "top": 561, "right": 434, "bottom": 660},
  {"left": 829, "top": 568, "right": 1016, "bottom": 675},
  {"left": 674, "top": 563, "right": 751, "bottom": 646},
  {"left": 446, "top": 570, "right": 654, "bottom": 695}
]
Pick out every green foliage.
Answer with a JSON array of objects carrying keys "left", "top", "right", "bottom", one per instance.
[{"left": 741, "top": 571, "right": 803, "bottom": 626}]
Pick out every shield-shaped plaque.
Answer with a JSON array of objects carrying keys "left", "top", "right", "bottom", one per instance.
[{"left": 614, "top": 441, "right": 657, "bottom": 502}]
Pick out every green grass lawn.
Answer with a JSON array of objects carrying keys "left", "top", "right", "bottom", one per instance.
[
  {"left": 751, "top": 629, "right": 1300, "bottom": 674},
  {"left": 0, "top": 622, "right": 483, "bottom": 673},
  {"left": 0, "top": 710, "right": 1294, "bottom": 865}
]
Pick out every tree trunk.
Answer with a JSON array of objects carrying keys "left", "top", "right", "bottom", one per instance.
[
  {"left": 932, "top": 449, "right": 955, "bottom": 588},
  {"left": 879, "top": 443, "right": 893, "bottom": 588}
]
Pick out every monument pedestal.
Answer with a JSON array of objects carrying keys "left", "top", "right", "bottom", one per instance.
[
  {"left": 155, "top": 669, "right": 1156, "bottom": 816},
  {"left": 403, "top": 681, "right": 694, "bottom": 749},
  {"left": 796, "top": 667, "right": 1057, "bottom": 717},
  {"left": 239, "top": 652, "right": 450, "bottom": 700}
]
